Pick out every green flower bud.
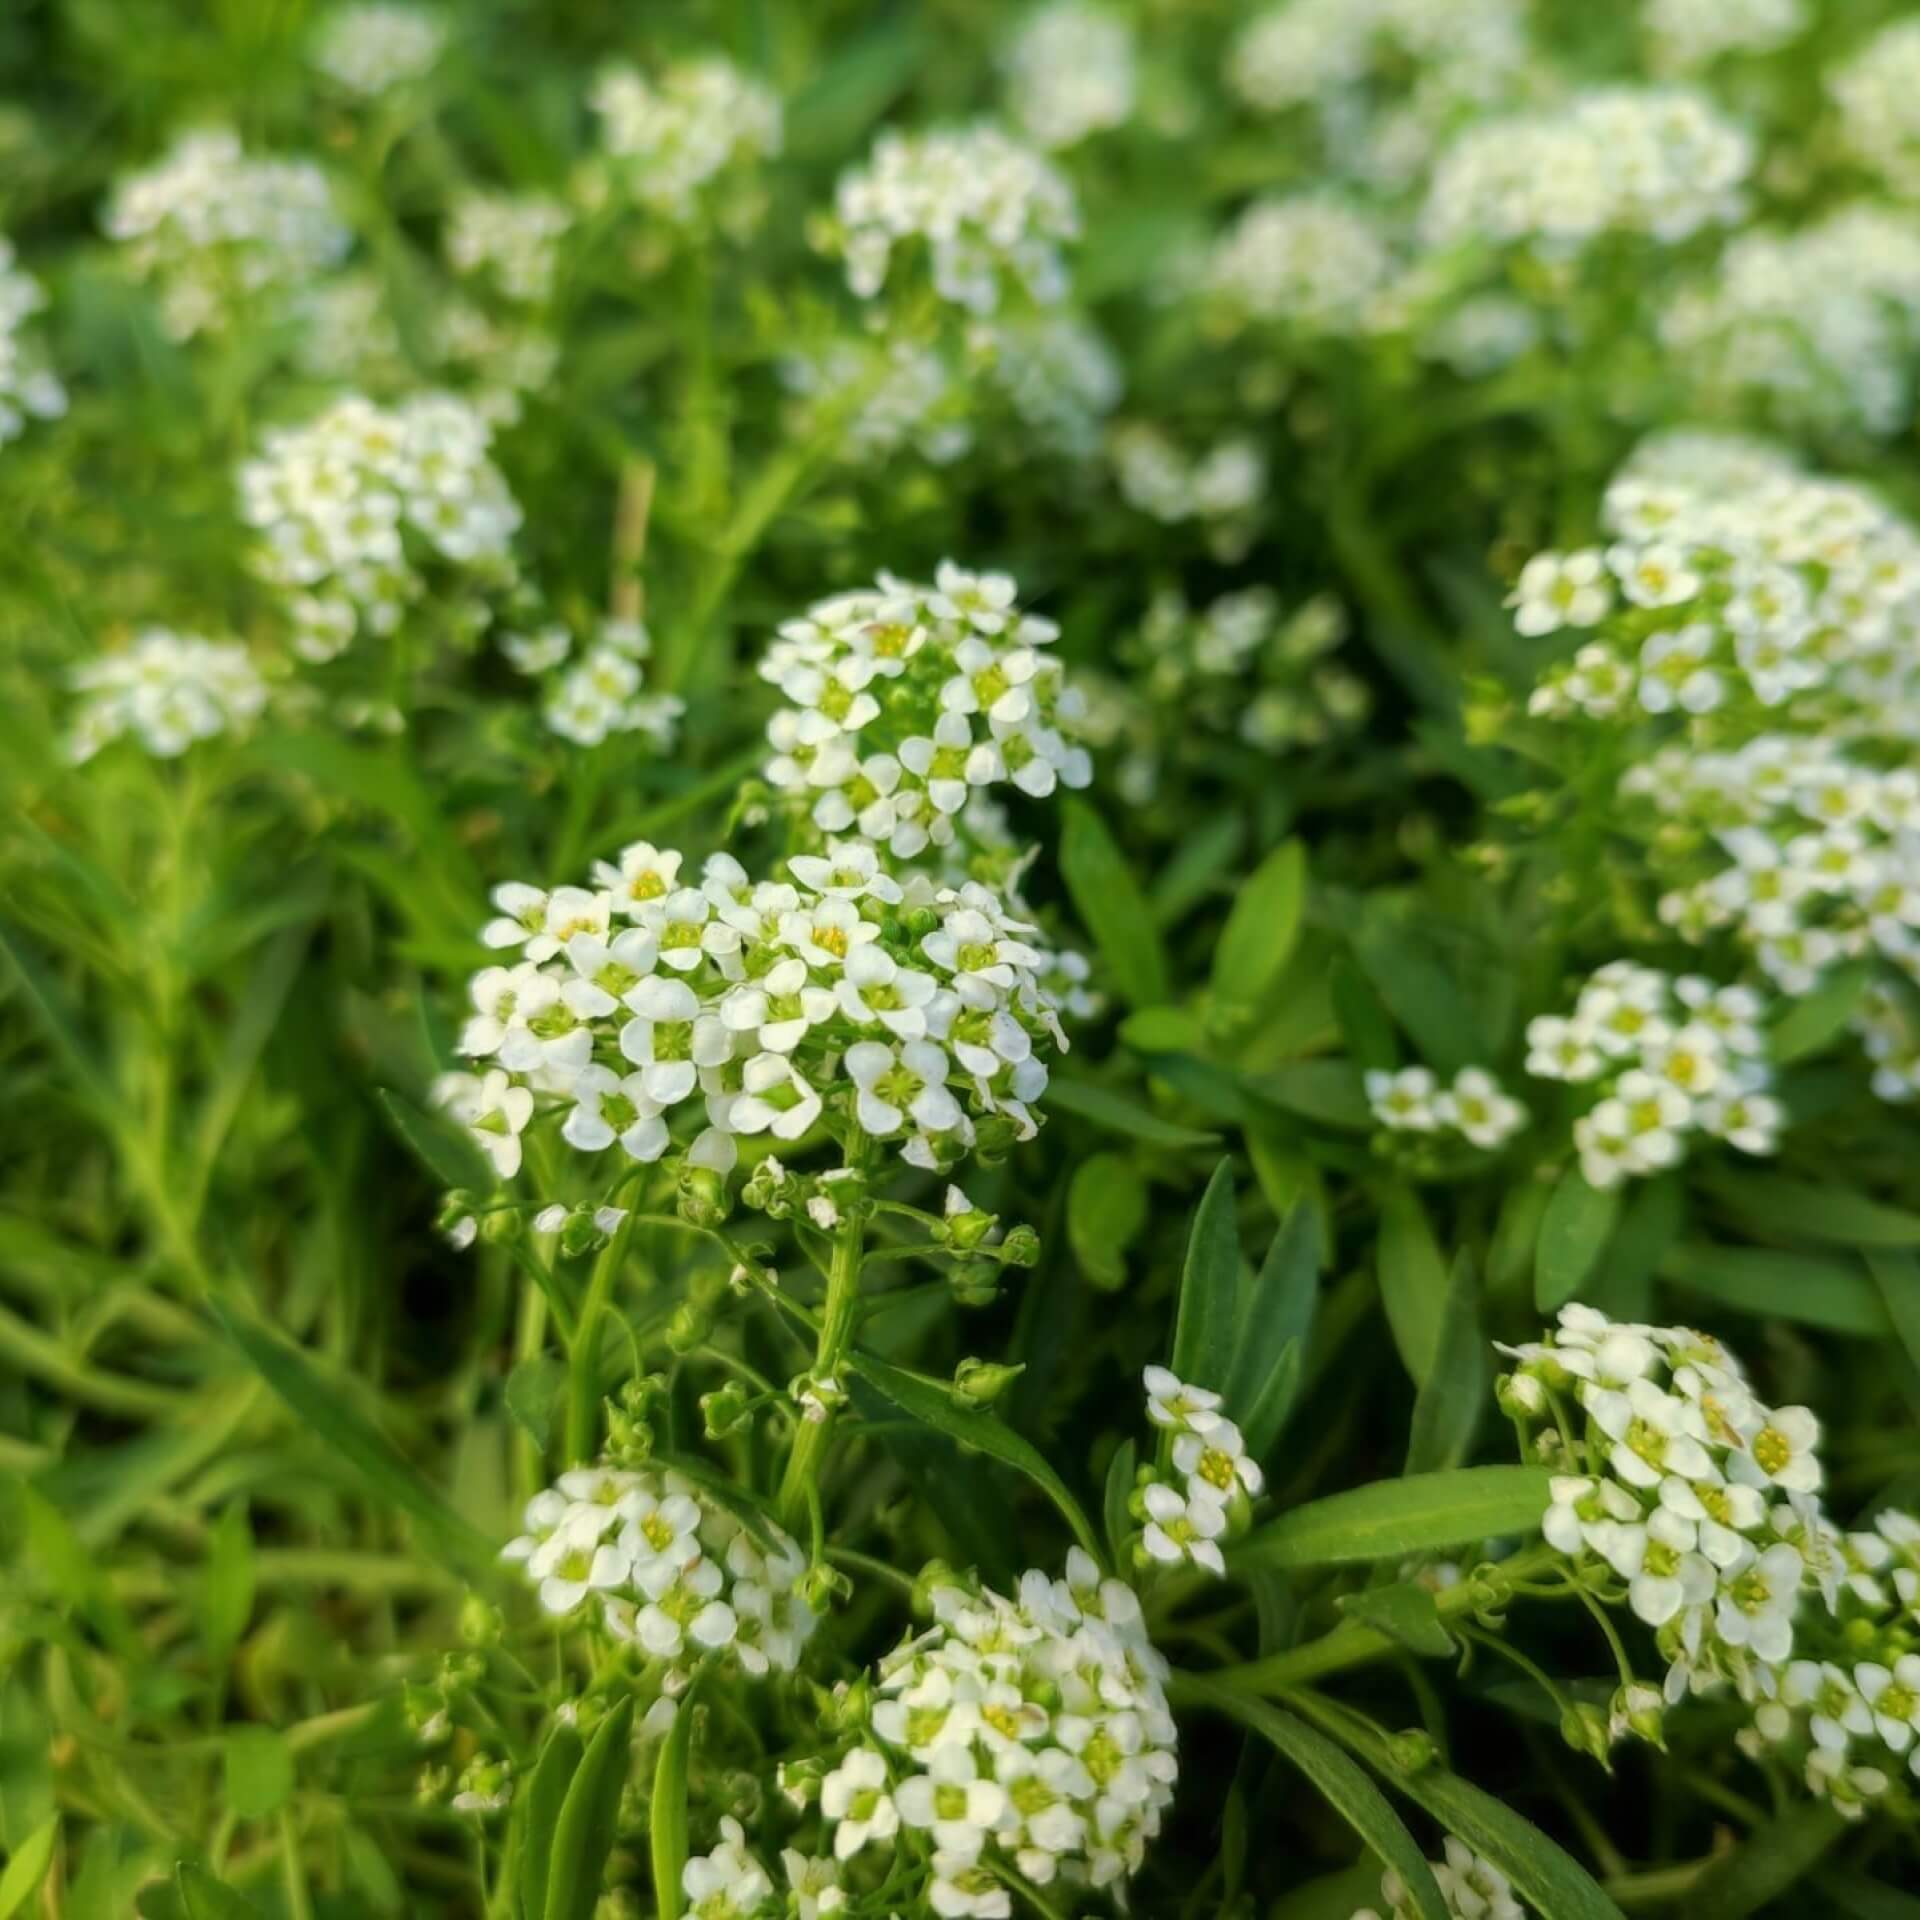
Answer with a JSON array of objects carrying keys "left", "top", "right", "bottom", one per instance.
[
  {"left": 677, "top": 1164, "right": 732, "bottom": 1228},
  {"left": 999, "top": 1224, "right": 1041, "bottom": 1268},
  {"left": 1611, "top": 1683, "right": 1666, "bottom": 1749},
  {"left": 701, "top": 1384, "right": 751, "bottom": 1439},
  {"left": 951, "top": 1357, "right": 1025, "bottom": 1409},
  {"left": 948, "top": 1258, "right": 1001, "bottom": 1308},
  {"left": 1385, "top": 1729, "right": 1436, "bottom": 1775},
  {"left": 943, "top": 1204, "right": 997, "bottom": 1251},
  {"left": 1561, "top": 1703, "right": 1614, "bottom": 1767},
  {"left": 666, "top": 1302, "right": 712, "bottom": 1354},
  {"left": 459, "top": 1593, "right": 503, "bottom": 1648},
  {"left": 911, "top": 1559, "right": 962, "bottom": 1620},
  {"left": 479, "top": 1205, "right": 521, "bottom": 1247},
  {"left": 801, "top": 1561, "right": 852, "bottom": 1614}
]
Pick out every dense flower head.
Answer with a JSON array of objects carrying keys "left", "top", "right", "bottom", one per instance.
[
  {"left": 1352, "top": 1838, "right": 1527, "bottom": 1920},
  {"left": 1525, "top": 961, "right": 1780, "bottom": 1187},
  {"left": 523, "top": 616, "right": 685, "bottom": 750},
  {"left": 1107, "top": 424, "right": 1268, "bottom": 558},
  {"left": 501, "top": 1463, "right": 817, "bottom": 1677},
  {"left": 443, "top": 835, "right": 1069, "bottom": 1179},
  {"left": 1137, "top": 1367, "right": 1263, "bottom": 1576},
  {"left": 818, "top": 1552, "right": 1177, "bottom": 1901},
  {"left": 445, "top": 191, "right": 570, "bottom": 306},
  {"left": 1367, "top": 1064, "right": 1529, "bottom": 1151},
  {"left": 781, "top": 337, "right": 972, "bottom": 468},
  {"left": 1659, "top": 207, "right": 1920, "bottom": 439},
  {"left": 759, "top": 563, "right": 1093, "bottom": 864},
  {"left": 65, "top": 629, "right": 268, "bottom": 764},
  {"left": 586, "top": 58, "right": 782, "bottom": 221},
  {"left": 825, "top": 124, "right": 1079, "bottom": 315},
  {"left": 1002, "top": 2, "right": 1137, "bottom": 150},
  {"left": 0, "top": 237, "right": 66, "bottom": 446},
  {"left": 310, "top": 4, "right": 445, "bottom": 97},
  {"left": 1829, "top": 19, "right": 1920, "bottom": 195},
  {"left": 102, "top": 129, "right": 350, "bottom": 341},
  {"left": 1421, "top": 88, "right": 1752, "bottom": 255},
  {"left": 1204, "top": 194, "right": 1395, "bottom": 335},
  {"left": 237, "top": 392, "right": 522, "bottom": 659},
  {"left": 1643, "top": 0, "right": 1804, "bottom": 72}
]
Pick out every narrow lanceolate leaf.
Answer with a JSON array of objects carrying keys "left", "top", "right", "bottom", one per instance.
[
  {"left": 1335, "top": 1581, "right": 1454, "bottom": 1657},
  {"left": 1769, "top": 960, "right": 1871, "bottom": 1065},
  {"left": 1702, "top": 1169, "right": 1920, "bottom": 1249},
  {"left": 1226, "top": 1204, "right": 1321, "bottom": 1458},
  {"left": 1059, "top": 796, "right": 1170, "bottom": 1008},
  {"left": 517, "top": 1723, "right": 584, "bottom": 1920},
  {"left": 1104, "top": 1439, "right": 1138, "bottom": 1568},
  {"left": 1170, "top": 1160, "right": 1242, "bottom": 1394},
  {"left": 1658, "top": 1243, "right": 1888, "bottom": 1337},
  {"left": 1234, "top": 1467, "right": 1554, "bottom": 1570},
  {"left": 208, "top": 1299, "right": 497, "bottom": 1580},
  {"left": 849, "top": 1350, "right": 1104, "bottom": 1564},
  {"left": 1686, "top": 1802, "right": 1847, "bottom": 1920},
  {"left": 1376, "top": 1182, "right": 1448, "bottom": 1383},
  {"left": 1044, "top": 1074, "right": 1220, "bottom": 1149},
  {"left": 0, "top": 1816, "right": 57, "bottom": 1920},
  {"left": 173, "top": 1866, "right": 268, "bottom": 1919},
  {"left": 1175, "top": 1678, "right": 1449, "bottom": 1920},
  {"left": 1535, "top": 1168, "right": 1621, "bottom": 1313},
  {"left": 650, "top": 1682, "right": 697, "bottom": 1920},
  {"left": 1866, "top": 1251, "right": 1920, "bottom": 1389},
  {"left": 1212, "top": 838, "right": 1307, "bottom": 1015},
  {"left": 1406, "top": 1254, "right": 1487, "bottom": 1474},
  {"left": 544, "top": 1696, "right": 635, "bottom": 1920},
  {"left": 375, "top": 1087, "right": 496, "bottom": 1196},
  {"left": 0, "top": 922, "right": 116, "bottom": 1114}
]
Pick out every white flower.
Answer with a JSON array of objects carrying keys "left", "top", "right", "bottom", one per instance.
[
  {"left": 894, "top": 1745, "right": 1008, "bottom": 1858},
  {"left": 844, "top": 1039, "right": 964, "bottom": 1137},
  {"left": 821, "top": 1748, "right": 899, "bottom": 1859},
  {"left": 526, "top": 1516, "right": 628, "bottom": 1616},
  {"left": 727, "top": 1053, "right": 823, "bottom": 1142},
  {"left": 618, "top": 976, "right": 731, "bottom": 1104},
  {"left": 1140, "top": 1479, "right": 1228, "bottom": 1577},
  {"left": 1854, "top": 1656, "right": 1920, "bottom": 1753},
  {"left": 1511, "top": 550, "right": 1613, "bottom": 636},
  {"left": 560, "top": 1066, "right": 669, "bottom": 1161},
  {"left": 1366, "top": 1065, "right": 1441, "bottom": 1132},
  {"left": 439, "top": 1068, "right": 534, "bottom": 1178},
  {"left": 1142, "top": 1365, "right": 1224, "bottom": 1434},
  {"left": 1730, "top": 1406, "right": 1823, "bottom": 1496},
  {"left": 836, "top": 943, "right": 939, "bottom": 1038},
  {"left": 1173, "top": 1424, "right": 1264, "bottom": 1500},
  {"left": 1714, "top": 1540, "right": 1805, "bottom": 1663}
]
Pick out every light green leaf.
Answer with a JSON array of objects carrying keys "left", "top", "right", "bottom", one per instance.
[
  {"left": 1235, "top": 1466, "right": 1553, "bottom": 1570},
  {"left": 1407, "top": 1254, "right": 1487, "bottom": 1473},
  {"left": 1213, "top": 840, "right": 1307, "bottom": 1015},
  {"left": 849, "top": 1351, "right": 1103, "bottom": 1564},
  {"left": 1703, "top": 1170, "right": 1920, "bottom": 1249},
  {"left": 517, "top": 1723, "right": 583, "bottom": 1920},
  {"left": 1169, "top": 1161, "right": 1241, "bottom": 1394},
  {"left": 1377, "top": 1183, "right": 1448, "bottom": 1383},
  {"left": 1104, "top": 1439, "right": 1138, "bottom": 1567},
  {"left": 341, "top": 1824, "right": 404, "bottom": 1915},
  {"left": 199, "top": 1502, "right": 255, "bottom": 1661},
  {"left": 1059, "top": 797, "right": 1170, "bottom": 1008},
  {"left": 173, "top": 1867, "right": 266, "bottom": 1920},
  {"left": 1336, "top": 1582, "right": 1455, "bottom": 1657},
  {"left": 1067, "top": 1152, "right": 1148, "bottom": 1290},
  {"left": 375, "top": 1088, "right": 495, "bottom": 1196},
  {"left": 1658, "top": 1244, "right": 1887, "bottom": 1337},
  {"left": 1770, "top": 961, "right": 1871, "bottom": 1065},
  {"left": 1117, "top": 1006, "right": 1207, "bottom": 1055},
  {"left": 208, "top": 1299, "right": 497, "bottom": 1579},
  {"left": 544, "top": 1696, "right": 635, "bottom": 1920},
  {"left": 505, "top": 1354, "right": 569, "bottom": 1452},
  {"left": 1351, "top": 909, "right": 1492, "bottom": 1076},
  {"left": 1045, "top": 1075, "right": 1220, "bottom": 1149},
  {"left": 1151, "top": 812, "right": 1245, "bottom": 929},
  {"left": 1535, "top": 1170, "right": 1622, "bottom": 1313},
  {"left": 0, "top": 1816, "right": 57, "bottom": 1920},
  {"left": 223, "top": 1727, "right": 293, "bottom": 1821},
  {"left": 650, "top": 1683, "right": 696, "bottom": 1920}
]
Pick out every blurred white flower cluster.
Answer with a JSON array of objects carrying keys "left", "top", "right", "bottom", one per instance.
[
  {"left": 826, "top": 125, "right": 1079, "bottom": 315},
  {"left": 781, "top": 337, "right": 973, "bottom": 467},
  {"left": 310, "top": 4, "right": 445, "bottom": 98},
  {"left": 1107, "top": 423, "right": 1267, "bottom": 558},
  {"left": 1002, "top": 2, "right": 1137, "bottom": 150},
  {"left": 444, "top": 833, "right": 1070, "bottom": 1182},
  {"left": 1350, "top": 1839, "right": 1525, "bottom": 1920},
  {"left": 501, "top": 1463, "right": 817, "bottom": 1675},
  {"left": 1829, "top": 18, "right": 1920, "bottom": 195},
  {"left": 1367, "top": 1065, "right": 1528, "bottom": 1151},
  {"left": 759, "top": 563, "right": 1093, "bottom": 864},
  {"left": 585, "top": 58, "right": 782, "bottom": 221},
  {"left": 445, "top": 191, "right": 570, "bottom": 305},
  {"left": 819, "top": 1553, "right": 1177, "bottom": 1907},
  {"left": 238, "top": 392, "right": 521, "bottom": 660},
  {"left": 532, "top": 617, "right": 684, "bottom": 750},
  {"left": 0, "top": 237, "right": 66, "bottom": 447},
  {"left": 1422, "top": 88, "right": 1752, "bottom": 254},
  {"left": 1204, "top": 194, "right": 1395, "bottom": 335},
  {"left": 102, "top": 129, "right": 351, "bottom": 341},
  {"left": 65, "top": 629, "right": 267, "bottom": 764},
  {"left": 1525, "top": 963, "right": 1780, "bottom": 1188},
  {"left": 1643, "top": 0, "right": 1803, "bottom": 72}
]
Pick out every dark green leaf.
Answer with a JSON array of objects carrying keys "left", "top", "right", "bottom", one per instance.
[
  {"left": 1330, "top": 958, "right": 1398, "bottom": 1075},
  {"left": 1235, "top": 1467, "right": 1553, "bottom": 1569},
  {"left": 650, "top": 1683, "right": 696, "bottom": 1920},
  {"left": 1407, "top": 1255, "right": 1487, "bottom": 1473},
  {"left": 544, "top": 1697, "right": 635, "bottom": 1920},
  {"left": 1867, "top": 1251, "right": 1920, "bottom": 1390},
  {"left": 1170, "top": 1161, "right": 1241, "bottom": 1394},
  {"left": 1770, "top": 961, "right": 1871, "bottom": 1065},
  {"left": 1686, "top": 1803, "right": 1846, "bottom": 1920},
  {"left": 1150, "top": 812, "right": 1245, "bottom": 929},
  {"left": 1377, "top": 1183, "right": 1448, "bottom": 1383},
  {"left": 1045, "top": 1075, "right": 1220, "bottom": 1149},
  {"left": 1351, "top": 910, "right": 1492, "bottom": 1075},
  {"left": 1225, "top": 1205, "right": 1321, "bottom": 1458},
  {"left": 505, "top": 1355, "right": 569, "bottom": 1452},
  {"left": 1067, "top": 1152, "right": 1149, "bottom": 1290},
  {"left": 174, "top": 1867, "right": 266, "bottom": 1920},
  {"left": 1658, "top": 1244, "right": 1888, "bottom": 1337},
  {"left": 1213, "top": 840, "right": 1307, "bottom": 1015},
  {"left": 1104, "top": 1439, "right": 1138, "bottom": 1568},
  {"left": 517, "top": 1723, "right": 583, "bottom": 1920},
  {"left": 1059, "top": 797, "right": 1170, "bottom": 1008},
  {"left": 1336, "top": 1582, "right": 1455, "bottom": 1657},
  {"left": 1703, "top": 1170, "right": 1920, "bottom": 1249},
  {"left": 1535, "top": 1170, "right": 1622, "bottom": 1313},
  {"left": 375, "top": 1088, "right": 495, "bottom": 1196},
  {"left": 1817, "top": 1867, "right": 1920, "bottom": 1918}
]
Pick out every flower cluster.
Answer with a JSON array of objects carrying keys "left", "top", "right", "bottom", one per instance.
[
  {"left": 781, "top": 337, "right": 972, "bottom": 468},
  {"left": 501, "top": 1463, "right": 817, "bottom": 1677},
  {"left": 0, "top": 237, "right": 66, "bottom": 447},
  {"left": 1107, "top": 424, "right": 1267, "bottom": 559},
  {"left": 1829, "top": 19, "right": 1920, "bottom": 196},
  {"left": 825, "top": 125, "right": 1079, "bottom": 316},
  {"left": 1525, "top": 962, "right": 1781, "bottom": 1188},
  {"left": 238, "top": 392, "right": 521, "bottom": 659},
  {"left": 1659, "top": 207, "right": 1920, "bottom": 440},
  {"left": 1421, "top": 89, "right": 1752, "bottom": 256},
  {"left": 101, "top": 130, "right": 351, "bottom": 341},
  {"left": 585, "top": 59, "right": 782, "bottom": 222},
  {"left": 1643, "top": 0, "right": 1803, "bottom": 72},
  {"left": 758, "top": 564, "right": 1093, "bottom": 864},
  {"left": 445, "top": 191, "right": 570, "bottom": 306},
  {"left": 310, "top": 4, "right": 444, "bottom": 97},
  {"left": 443, "top": 835, "right": 1068, "bottom": 1182},
  {"left": 1367, "top": 1065, "right": 1529, "bottom": 1151},
  {"left": 819, "top": 1553, "right": 1178, "bottom": 1906},
  {"left": 1859, "top": 984, "right": 1920, "bottom": 1107},
  {"left": 1002, "top": 3, "right": 1137, "bottom": 151},
  {"left": 65, "top": 629, "right": 268, "bottom": 764},
  {"left": 1136, "top": 1368, "right": 1262, "bottom": 1578},
  {"left": 1351, "top": 1840, "right": 1526, "bottom": 1920},
  {"left": 1204, "top": 194, "right": 1395, "bottom": 336},
  {"left": 530, "top": 618, "right": 684, "bottom": 751}
]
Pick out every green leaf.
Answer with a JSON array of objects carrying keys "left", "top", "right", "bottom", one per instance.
[
  {"left": 517, "top": 1722, "right": 583, "bottom": 1920},
  {"left": 1067, "top": 1152, "right": 1149, "bottom": 1290},
  {"left": 1336, "top": 1582, "right": 1455, "bottom": 1657},
  {"left": 1658, "top": 1244, "right": 1888, "bottom": 1337},
  {"left": 174, "top": 1867, "right": 266, "bottom": 1920},
  {"left": 1235, "top": 1466, "right": 1553, "bottom": 1570},
  {"left": 650, "top": 1683, "right": 696, "bottom": 1920},
  {"left": 1818, "top": 1867, "right": 1920, "bottom": 1918},
  {"left": 0, "top": 922, "right": 115, "bottom": 1117},
  {"left": 1103, "top": 1439, "right": 1138, "bottom": 1567},
  {"left": 1586, "top": 1173, "right": 1684, "bottom": 1321},
  {"left": 1867, "top": 1251, "right": 1920, "bottom": 1390},
  {"left": 1377, "top": 1183, "right": 1448, "bottom": 1383},
  {"left": 1175, "top": 1680, "right": 1449, "bottom": 1920},
  {"left": 1535, "top": 1170, "right": 1622, "bottom": 1313},
  {"left": 222, "top": 1727, "right": 293, "bottom": 1820},
  {"left": 544, "top": 1696, "right": 635, "bottom": 1920},
  {"left": 207, "top": 1298, "right": 497, "bottom": 1579},
  {"left": 1170, "top": 1161, "right": 1241, "bottom": 1393},
  {"left": 1045, "top": 1075, "right": 1220, "bottom": 1149},
  {"left": 1117, "top": 1006, "right": 1207, "bottom": 1055},
  {"left": 1702, "top": 1170, "right": 1920, "bottom": 1249},
  {"left": 849, "top": 1351, "right": 1104, "bottom": 1564},
  {"left": 1770, "top": 961, "right": 1871, "bottom": 1065},
  {"left": 782, "top": 18, "right": 926, "bottom": 156},
  {"left": 1330, "top": 957, "right": 1398, "bottom": 1075},
  {"left": 0, "top": 1816, "right": 57, "bottom": 1920},
  {"left": 1252, "top": 1060, "right": 1373, "bottom": 1131},
  {"left": 1351, "top": 909, "right": 1492, "bottom": 1076},
  {"left": 375, "top": 1088, "right": 495, "bottom": 1196},
  {"left": 1213, "top": 840, "right": 1307, "bottom": 1015},
  {"left": 1150, "top": 811, "right": 1245, "bottom": 929},
  {"left": 505, "top": 1354, "right": 569, "bottom": 1452},
  {"left": 1059, "top": 797, "right": 1170, "bottom": 1008},
  {"left": 199, "top": 1502, "right": 255, "bottom": 1661},
  {"left": 1686, "top": 1802, "right": 1847, "bottom": 1919},
  {"left": 1407, "top": 1254, "right": 1487, "bottom": 1473},
  {"left": 1224, "top": 1205, "right": 1321, "bottom": 1457},
  {"left": 341, "top": 1824, "right": 404, "bottom": 1915}
]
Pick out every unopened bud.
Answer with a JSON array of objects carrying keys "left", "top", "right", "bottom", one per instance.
[
  {"left": 951, "top": 1358, "right": 1025, "bottom": 1410},
  {"left": 677, "top": 1165, "right": 731, "bottom": 1228},
  {"left": 801, "top": 1563, "right": 852, "bottom": 1614},
  {"left": 911, "top": 1559, "right": 963, "bottom": 1620},
  {"left": 948, "top": 1258, "right": 1001, "bottom": 1308},
  {"left": 999, "top": 1224, "right": 1040, "bottom": 1268},
  {"left": 479, "top": 1205, "right": 520, "bottom": 1246},
  {"left": 1385, "top": 1729, "right": 1436, "bottom": 1775},
  {"left": 1496, "top": 1371, "right": 1546, "bottom": 1418},
  {"left": 459, "top": 1594, "right": 502, "bottom": 1648},
  {"left": 701, "top": 1384, "right": 751, "bottom": 1439},
  {"left": 1611, "top": 1683, "right": 1666, "bottom": 1749},
  {"left": 667, "top": 1303, "right": 712, "bottom": 1354},
  {"left": 1560, "top": 1703, "right": 1613, "bottom": 1766}
]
